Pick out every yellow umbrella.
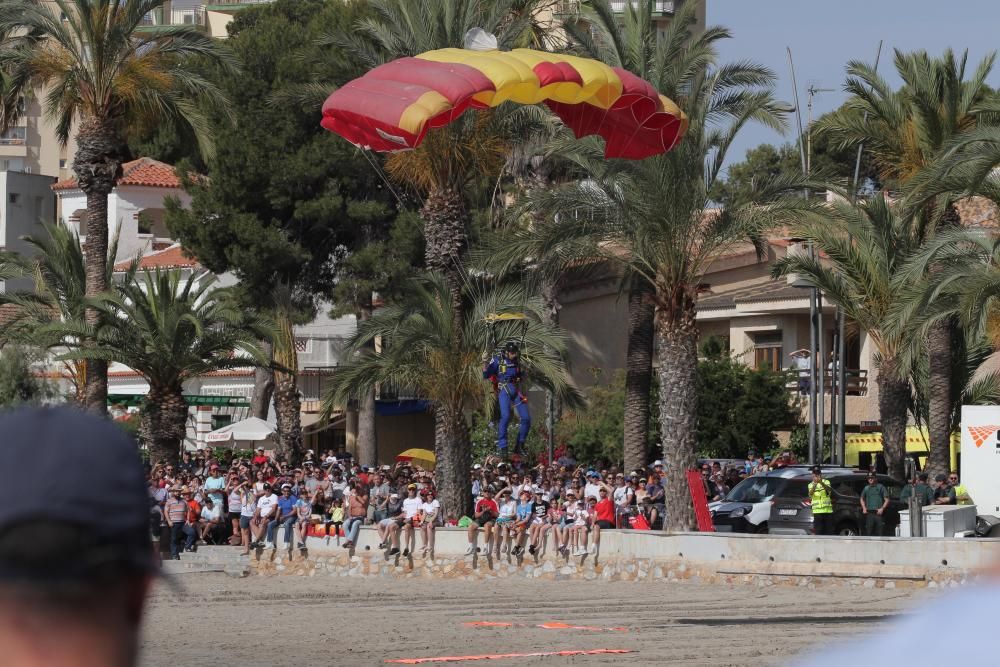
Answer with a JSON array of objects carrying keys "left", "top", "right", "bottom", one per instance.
[{"left": 396, "top": 448, "right": 436, "bottom": 470}]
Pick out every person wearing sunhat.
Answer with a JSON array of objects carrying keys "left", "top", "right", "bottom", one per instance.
[{"left": 0, "top": 406, "right": 158, "bottom": 667}]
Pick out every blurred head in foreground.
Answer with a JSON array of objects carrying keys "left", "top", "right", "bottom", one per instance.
[{"left": 0, "top": 406, "right": 154, "bottom": 667}]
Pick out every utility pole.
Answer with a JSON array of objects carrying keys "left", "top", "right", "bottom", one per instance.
[
  {"left": 786, "top": 48, "right": 817, "bottom": 465},
  {"left": 806, "top": 84, "right": 833, "bottom": 462}
]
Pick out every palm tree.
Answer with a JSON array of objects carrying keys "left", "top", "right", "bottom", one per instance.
[
  {"left": 817, "top": 48, "right": 1000, "bottom": 477},
  {"left": 909, "top": 332, "right": 1000, "bottom": 442},
  {"left": 322, "top": 272, "right": 579, "bottom": 518},
  {"left": 0, "top": 0, "right": 235, "bottom": 413},
  {"left": 0, "top": 224, "right": 123, "bottom": 401},
  {"left": 561, "top": 0, "right": 702, "bottom": 475},
  {"left": 54, "top": 270, "right": 268, "bottom": 466},
  {"left": 506, "top": 2, "right": 789, "bottom": 530},
  {"left": 773, "top": 196, "right": 920, "bottom": 482}
]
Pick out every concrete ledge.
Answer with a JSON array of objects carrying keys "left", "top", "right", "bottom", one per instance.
[
  {"left": 177, "top": 527, "right": 1000, "bottom": 588},
  {"left": 296, "top": 526, "right": 1000, "bottom": 571}
]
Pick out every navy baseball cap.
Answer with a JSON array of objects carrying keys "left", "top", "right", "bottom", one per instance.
[{"left": 0, "top": 406, "right": 155, "bottom": 580}]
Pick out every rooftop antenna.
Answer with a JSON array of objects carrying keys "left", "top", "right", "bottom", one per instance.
[{"left": 806, "top": 85, "right": 835, "bottom": 174}]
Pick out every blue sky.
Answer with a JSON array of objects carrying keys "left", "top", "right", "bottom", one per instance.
[{"left": 707, "top": 0, "right": 1000, "bottom": 171}]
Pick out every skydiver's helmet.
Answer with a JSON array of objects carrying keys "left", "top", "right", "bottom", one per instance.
[{"left": 504, "top": 341, "right": 520, "bottom": 357}]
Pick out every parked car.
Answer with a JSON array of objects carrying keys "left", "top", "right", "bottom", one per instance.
[
  {"left": 709, "top": 466, "right": 855, "bottom": 533},
  {"left": 768, "top": 472, "right": 905, "bottom": 536}
]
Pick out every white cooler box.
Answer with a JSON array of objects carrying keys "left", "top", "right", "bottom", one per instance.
[{"left": 899, "top": 505, "right": 977, "bottom": 537}]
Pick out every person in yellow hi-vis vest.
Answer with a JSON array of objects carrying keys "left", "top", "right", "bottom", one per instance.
[
  {"left": 808, "top": 467, "right": 834, "bottom": 535},
  {"left": 949, "top": 471, "right": 972, "bottom": 505}
]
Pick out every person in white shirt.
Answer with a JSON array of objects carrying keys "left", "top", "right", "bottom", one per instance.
[
  {"left": 197, "top": 497, "right": 222, "bottom": 544},
  {"left": 583, "top": 471, "right": 603, "bottom": 504},
  {"left": 494, "top": 490, "right": 517, "bottom": 558},
  {"left": 400, "top": 484, "right": 423, "bottom": 558},
  {"left": 254, "top": 484, "right": 279, "bottom": 549},
  {"left": 612, "top": 475, "right": 634, "bottom": 528},
  {"left": 418, "top": 488, "right": 440, "bottom": 559}
]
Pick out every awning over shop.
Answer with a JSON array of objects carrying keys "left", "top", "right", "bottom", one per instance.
[{"left": 108, "top": 394, "right": 250, "bottom": 408}]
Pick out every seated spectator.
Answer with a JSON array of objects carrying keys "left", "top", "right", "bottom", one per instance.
[
  {"left": 494, "top": 489, "right": 517, "bottom": 557},
  {"left": 528, "top": 488, "right": 550, "bottom": 556},
  {"left": 640, "top": 496, "right": 662, "bottom": 530},
  {"left": 466, "top": 487, "right": 498, "bottom": 556},
  {"left": 197, "top": 497, "right": 222, "bottom": 544},
  {"left": 592, "top": 487, "right": 615, "bottom": 553},
  {"left": 512, "top": 489, "right": 533, "bottom": 556},
  {"left": 295, "top": 489, "right": 312, "bottom": 549},
  {"left": 401, "top": 484, "right": 422, "bottom": 557},
  {"left": 254, "top": 483, "right": 278, "bottom": 549},
  {"left": 572, "top": 495, "right": 591, "bottom": 556},
  {"left": 419, "top": 488, "right": 440, "bottom": 559},
  {"left": 270, "top": 484, "right": 298, "bottom": 550},
  {"left": 377, "top": 494, "right": 402, "bottom": 550},
  {"left": 342, "top": 481, "right": 369, "bottom": 549}
]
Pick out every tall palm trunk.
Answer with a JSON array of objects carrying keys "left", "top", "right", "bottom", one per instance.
[
  {"left": 422, "top": 186, "right": 467, "bottom": 335},
  {"left": 926, "top": 203, "right": 962, "bottom": 477},
  {"left": 143, "top": 384, "right": 188, "bottom": 466},
  {"left": 250, "top": 340, "right": 274, "bottom": 420},
  {"left": 623, "top": 279, "right": 654, "bottom": 473},
  {"left": 877, "top": 358, "right": 910, "bottom": 482},
  {"left": 356, "top": 304, "right": 377, "bottom": 467},
  {"left": 540, "top": 275, "right": 562, "bottom": 457},
  {"left": 75, "top": 116, "right": 125, "bottom": 416},
  {"left": 434, "top": 403, "right": 472, "bottom": 520},
  {"left": 273, "top": 311, "right": 302, "bottom": 459},
  {"left": 422, "top": 186, "right": 471, "bottom": 514},
  {"left": 657, "top": 305, "right": 699, "bottom": 532},
  {"left": 926, "top": 318, "right": 953, "bottom": 478},
  {"left": 273, "top": 378, "right": 302, "bottom": 458}
]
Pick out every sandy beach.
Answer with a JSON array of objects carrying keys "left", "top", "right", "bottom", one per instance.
[{"left": 139, "top": 574, "right": 923, "bottom": 666}]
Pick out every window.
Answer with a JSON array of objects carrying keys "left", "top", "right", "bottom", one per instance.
[
  {"left": 59, "top": 159, "right": 67, "bottom": 169},
  {"left": 752, "top": 331, "right": 783, "bottom": 371},
  {"left": 8, "top": 193, "right": 18, "bottom": 205}
]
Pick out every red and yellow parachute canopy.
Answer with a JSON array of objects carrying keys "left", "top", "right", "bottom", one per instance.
[{"left": 321, "top": 47, "right": 688, "bottom": 160}]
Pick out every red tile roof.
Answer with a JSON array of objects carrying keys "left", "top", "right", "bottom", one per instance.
[
  {"left": 52, "top": 157, "right": 186, "bottom": 191},
  {"left": 113, "top": 244, "right": 200, "bottom": 272}
]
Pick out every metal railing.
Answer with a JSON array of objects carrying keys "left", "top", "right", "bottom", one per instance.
[
  {"left": 609, "top": 0, "right": 675, "bottom": 12},
  {"left": 139, "top": 7, "right": 206, "bottom": 27},
  {"left": 558, "top": 0, "right": 676, "bottom": 13},
  {"left": 784, "top": 368, "right": 868, "bottom": 396}
]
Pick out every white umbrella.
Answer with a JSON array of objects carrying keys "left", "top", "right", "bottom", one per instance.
[{"left": 206, "top": 417, "right": 276, "bottom": 445}]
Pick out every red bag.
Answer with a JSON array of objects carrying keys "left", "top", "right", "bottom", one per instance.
[{"left": 629, "top": 513, "right": 651, "bottom": 530}]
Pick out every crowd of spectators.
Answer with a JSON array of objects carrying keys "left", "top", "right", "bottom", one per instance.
[{"left": 147, "top": 444, "right": 811, "bottom": 562}]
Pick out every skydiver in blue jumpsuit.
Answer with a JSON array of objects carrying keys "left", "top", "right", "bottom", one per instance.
[{"left": 483, "top": 341, "right": 531, "bottom": 455}]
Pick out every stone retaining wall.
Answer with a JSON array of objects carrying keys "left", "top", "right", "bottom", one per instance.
[
  {"left": 176, "top": 527, "right": 998, "bottom": 589},
  {"left": 246, "top": 550, "right": 975, "bottom": 589}
]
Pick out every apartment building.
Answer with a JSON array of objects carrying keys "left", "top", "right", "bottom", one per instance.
[{"left": 0, "top": 171, "right": 58, "bottom": 293}]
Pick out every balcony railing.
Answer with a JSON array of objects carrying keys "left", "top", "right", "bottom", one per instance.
[
  {"left": 139, "top": 7, "right": 206, "bottom": 28},
  {"left": 206, "top": 0, "right": 274, "bottom": 5},
  {"left": 556, "top": 1, "right": 676, "bottom": 16},
  {"left": 610, "top": 0, "right": 675, "bottom": 12},
  {"left": 783, "top": 369, "right": 868, "bottom": 396}
]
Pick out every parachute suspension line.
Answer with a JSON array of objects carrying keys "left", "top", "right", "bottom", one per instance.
[{"left": 358, "top": 148, "right": 407, "bottom": 210}]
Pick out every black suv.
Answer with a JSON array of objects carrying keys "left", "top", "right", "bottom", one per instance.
[{"left": 768, "top": 472, "right": 905, "bottom": 536}]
